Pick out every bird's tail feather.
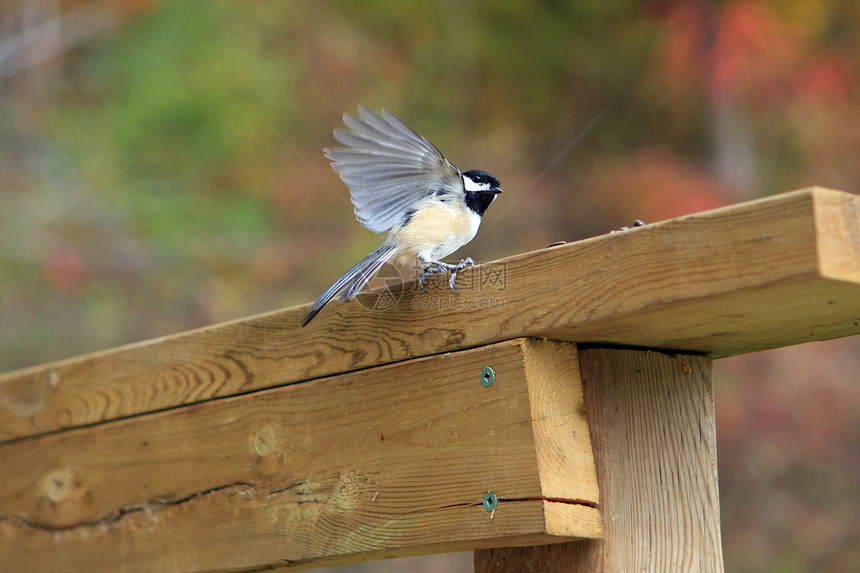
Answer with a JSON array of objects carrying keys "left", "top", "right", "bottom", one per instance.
[
  {"left": 301, "top": 243, "right": 397, "bottom": 327},
  {"left": 338, "top": 246, "right": 396, "bottom": 302}
]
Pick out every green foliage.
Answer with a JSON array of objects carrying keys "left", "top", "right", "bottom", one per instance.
[{"left": 54, "top": 0, "right": 296, "bottom": 251}]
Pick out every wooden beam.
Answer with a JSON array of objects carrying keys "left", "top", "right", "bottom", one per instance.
[
  {"left": 474, "top": 348, "right": 722, "bottom": 572},
  {"left": 0, "top": 339, "right": 600, "bottom": 572},
  {"left": 2, "top": 187, "right": 860, "bottom": 441}
]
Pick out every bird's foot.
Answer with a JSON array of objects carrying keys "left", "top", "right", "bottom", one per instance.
[
  {"left": 418, "top": 264, "right": 449, "bottom": 290},
  {"left": 418, "top": 258, "right": 474, "bottom": 293},
  {"left": 446, "top": 257, "right": 474, "bottom": 294}
]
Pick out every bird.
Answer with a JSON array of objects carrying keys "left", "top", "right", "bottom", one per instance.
[{"left": 301, "top": 106, "right": 502, "bottom": 327}]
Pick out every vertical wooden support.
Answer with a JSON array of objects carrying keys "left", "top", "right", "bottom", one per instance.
[{"left": 474, "top": 348, "right": 724, "bottom": 572}]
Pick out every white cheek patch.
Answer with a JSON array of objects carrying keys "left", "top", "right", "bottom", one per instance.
[{"left": 463, "top": 176, "right": 491, "bottom": 192}]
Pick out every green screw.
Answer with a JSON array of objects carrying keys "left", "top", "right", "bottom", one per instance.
[
  {"left": 480, "top": 366, "right": 495, "bottom": 387},
  {"left": 482, "top": 491, "right": 498, "bottom": 512}
]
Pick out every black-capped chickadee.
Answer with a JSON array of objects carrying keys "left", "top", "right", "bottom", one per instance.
[{"left": 301, "top": 106, "right": 502, "bottom": 327}]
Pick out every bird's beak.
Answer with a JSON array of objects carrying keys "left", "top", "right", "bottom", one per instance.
[{"left": 492, "top": 187, "right": 503, "bottom": 194}]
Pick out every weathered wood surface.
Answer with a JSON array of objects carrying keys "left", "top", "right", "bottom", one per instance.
[
  {"left": 0, "top": 339, "right": 601, "bottom": 572},
  {"left": 2, "top": 187, "right": 859, "bottom": 441},
  {"left": 475, "top": 348, "right": 722, "bottom": 572}
]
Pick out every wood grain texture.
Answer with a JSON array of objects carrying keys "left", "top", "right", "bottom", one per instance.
[
  {"left": 0, "top": 339, "right": 600, "bottom": 572},
  {"left": 2, "top": 187, "right": 860, "bottom": 441},
  {"left": 475, "top": 348, "right": 722, "bottom": 572}
]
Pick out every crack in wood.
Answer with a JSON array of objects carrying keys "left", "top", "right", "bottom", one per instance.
[
  {"left": 0, "top": 481, "right": 260, "bottom": 532},
  {"left": 438, "top": 501, "right": 477, "bottom": 510},
  {"left": 440, "top": 496, "right": 598, "bottom": 512},
  {"left": 499, "top": 496, "right": 599, "bottom": 509},
  {"left": 0, "top": 484, "right": 598, "bottom": 536},
  {"left": 265, "top": 479, "right": 310, "bottom": 496}
]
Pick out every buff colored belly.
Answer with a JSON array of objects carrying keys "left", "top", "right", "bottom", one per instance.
[{"left": 388, "top": 199, "right": 481, "bottom": 268}]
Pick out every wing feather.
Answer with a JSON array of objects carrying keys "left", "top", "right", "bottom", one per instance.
[{"left": 325, "top": 106, "right": 461, "bottom": 233}]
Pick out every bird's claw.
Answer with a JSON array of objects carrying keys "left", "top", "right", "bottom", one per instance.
[
  {"left": 418, "top": 265, "right": 447, "bottom": 290},
  {"left": 418, "top": 258, "right": 474, "bottom": 293},
  {"left": 447, "top": 257, "right": 474, "bottom": 294}
]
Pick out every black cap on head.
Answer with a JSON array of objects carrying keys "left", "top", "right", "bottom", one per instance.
[
  {"left": 462, "top": 169, "right": 501, "bottom": 192},
  {"left": 462, "top": 169, "right": 502, "bottom": 216}
]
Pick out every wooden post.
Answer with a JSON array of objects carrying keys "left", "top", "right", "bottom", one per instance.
[{"left": 474, "top": 348, "right": 722, "bottom": 572}]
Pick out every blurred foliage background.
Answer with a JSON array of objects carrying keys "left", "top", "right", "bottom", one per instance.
[{"left": 1, "top": 0, "right": 859, "bottom": 571}]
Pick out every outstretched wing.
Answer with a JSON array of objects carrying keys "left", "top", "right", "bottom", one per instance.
[{"left": 325, "top": 106, "right": 462, "bottom": 234}]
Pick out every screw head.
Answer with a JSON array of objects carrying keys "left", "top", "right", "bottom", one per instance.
[
  {"left": 480, "top": 366, "right": 495, "bottom": 387},
  {"left": 482, "top": 491, "right": 498, "bottom": 512}
]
